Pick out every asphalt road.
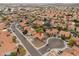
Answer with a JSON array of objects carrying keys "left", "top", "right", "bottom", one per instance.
[
  {"left": 11, "top": 23, "right": 41, "bottom": 56},
  {"left": 39, "top": 38, "right": 65, "bottom": 54}
]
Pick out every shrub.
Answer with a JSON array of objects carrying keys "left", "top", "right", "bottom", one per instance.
[
  {"left": 35, "top": 27, "right": 44, "bottom": 33},
  {"left": 67, "top": 37, "right": 76, "bottom": 46},
  {"left": 10, "top": 52, "right": 17, "bottom": 56},
  {"left": 12, "top": 36, "right": 17, "bottom": 43},
  {"left": 17, "top": 45, "right": 26, "bottom": 56},
  {"left": 22, "top": 30, "right": 28, "bottom": 35}
]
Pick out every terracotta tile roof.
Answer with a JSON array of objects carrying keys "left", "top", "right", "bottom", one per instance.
[
  {"left": 24, "top": 26, "right": 34, "bottom": 34},
  {"left": 76, "top": 27, "right": 79, "bottom": 32},
  {"left": 76, "top": 39, "right": 79, "bottom": 46},
  {"left": 33, "top": 32, "right": 45, "bottom": 40},
  {"left": 61, "top": 51, "right": 73, "bottom": 56},
  {"left": 72, "top": 46, "right": 79, "bottom": 55},
  {"left": 23, "top": 19, "right": 28, "bottom": 24},
  {"left": 51, "top": 28, "right": 59, "bottom": 35},
  {"left": 0, "top": 23, "right": 6, "bottom": 30},
  {"left": 24, "top": 26, "right": 30, "bottom": 31},
  {"left": 46, "top": 28, "right": 58, "bottom": 35},
  {"left": 61, "top": 46, "right": 79, "bottom": 56},
  {"left": 59, "top": 31, "right": 71, "bottom": 38},
  {"left": 19, "top": 22, "right": 26, "bottom": 27},
  {"left": 67, "top": 21, "right": 75, "bottom": 30},
  {"left": 33, "top": 20, "right": 44, "bottom": 26}
]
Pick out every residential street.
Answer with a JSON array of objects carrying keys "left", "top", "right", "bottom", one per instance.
[
  {"left": 0, "top": 4, "right": 79, "bottom": 56},
  {"left": 11, "top": 23, "right": 41, "bottom": 56},
  {"left": 10, "top": 22, "right": 66, "bottom": 56}
]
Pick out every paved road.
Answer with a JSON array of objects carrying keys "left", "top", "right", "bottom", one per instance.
[
  {"left": 11, "top": 23, "right": 41, "bottom": 56},
  {"left": 39, "top": 38, "right": 65, "bottom": 54}
]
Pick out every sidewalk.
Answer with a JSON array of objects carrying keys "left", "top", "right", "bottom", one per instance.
[{"left": 10, "top": 27, "right": 30, "bottom": 56}]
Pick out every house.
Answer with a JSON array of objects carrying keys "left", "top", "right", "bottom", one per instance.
[
  {"left": 24, "top": 26, "right": 35, "bottom": 35},
  {"left": 19, "top": 19, "right": 29, "bottom": 27},
  {"left": 61, "top": 46, "right": 79, "bottom": 56},
  {"left": 46, "top": 28, "right": 59, "bottom": 36},
  {"left": 74, "top": 37, "right": 79, "bottom": 46},
  {"left": 59, "top": 31, "right": 71, "bottom": 38},
  {"left": 61, "top": 51, "right": 73, "bottom": 56},
  {"left": 61, "top": 47, "right": 74, "bottom": 56},
  {"left": 76, "top": 27, "right": 79, "bottom": 32},
  {"left": 0, "top": 23, "right": 6, "bottom": 30},
  {"left": 51, "top": 28, "right": 59, "bottom": 36},
  {"left": 72, "top": 46, "right": 79, "bottom": 55},
  {"left": 67, "top": 21, "right": 75, "bottom": 30},
  {"left": 19, "top": 22, "right": 26, "bottom": 27},
  {"left": 33, "top": 32, "right": 45, "bottom": 41},
  {"left": 33, "top": 20, "right": 44, "bottom": 26}
]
